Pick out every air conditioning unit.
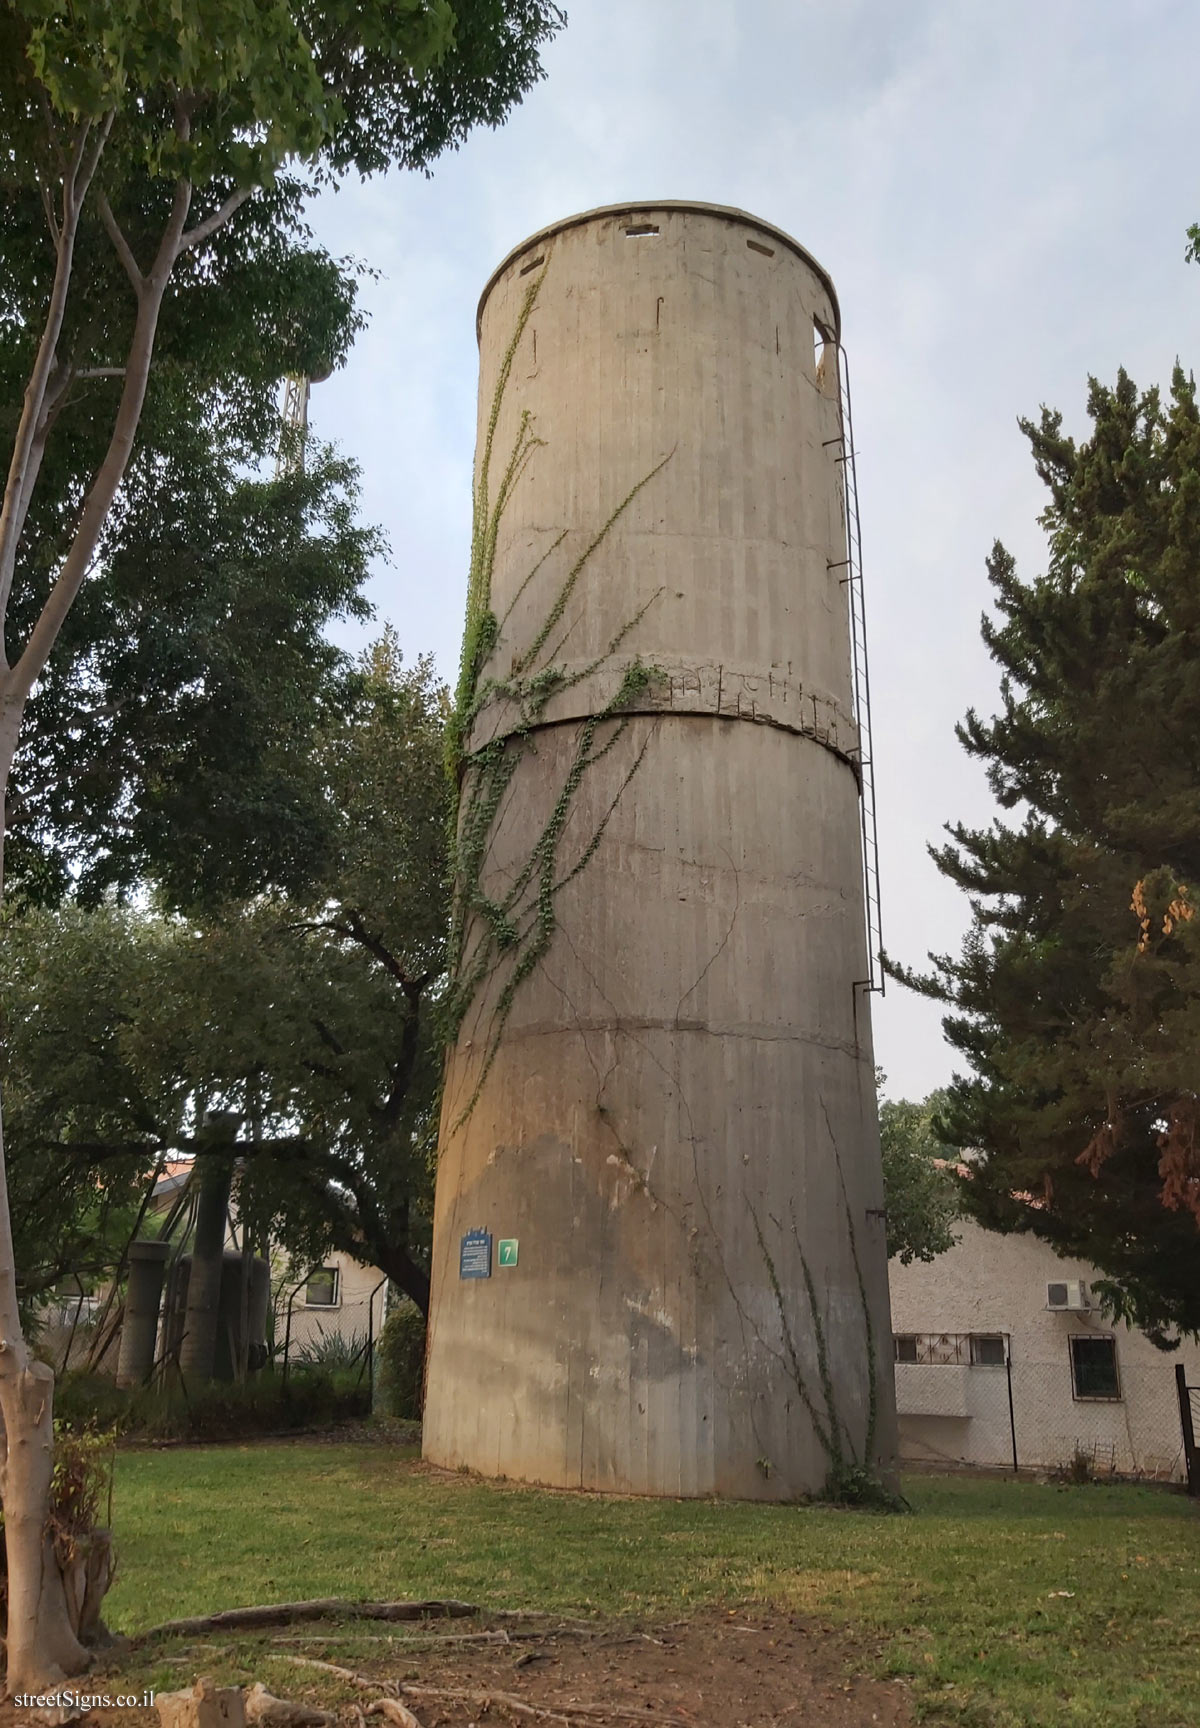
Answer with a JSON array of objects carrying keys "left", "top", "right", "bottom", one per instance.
[{"left": 1046, "top": 1280, "right": 1090, "bottom": 1312}]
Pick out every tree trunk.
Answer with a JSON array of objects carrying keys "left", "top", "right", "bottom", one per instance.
[
  {"left": 0, "top": 1362, "right": 90, "bottom": 1691},
  {"left": 0, "top": 99, "right": 252, "bottom": 1691},
  {"left": 0, "top": 708, "right": 92, "bottom": 1692},
  {"left": 376, "top": 1243, "right": 429, "bottom": 1318}
]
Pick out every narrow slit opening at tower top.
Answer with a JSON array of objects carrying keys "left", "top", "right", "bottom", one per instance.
[
  {"left": 813, "top": 316, "right": 835, "bottom": 386},
  {"left": 519, "top": 254, "right": 546, "bottom": 275},
  {"left": 624, "top": 223, "right": 660, "bottom": 237},
  {"left": 746, "top": 238, "right": 775, "bottom": 257}
]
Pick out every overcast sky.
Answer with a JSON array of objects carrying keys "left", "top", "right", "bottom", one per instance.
[{"left": 301, "top": 0, "right": 1199, "bottom": 1103}]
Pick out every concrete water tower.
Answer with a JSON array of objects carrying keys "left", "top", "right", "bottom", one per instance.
[{"left": 423, "top": 202, "right": 897, "bottom": 1500}]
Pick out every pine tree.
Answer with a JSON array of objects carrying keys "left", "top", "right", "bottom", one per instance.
[{"left": 908, "top": 367, "right": 1200, "bottom": 1342}]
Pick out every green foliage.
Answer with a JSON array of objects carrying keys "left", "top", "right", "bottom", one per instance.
[
  {"left": 2, "top": 0, "right": 564, "bottom": 212},
  {"left": 906, "top": 367, "right": 1200, "bottom": 1338},
  {"left": 231, "top": 638, "right": 450, "bottom": 1303},
  {"left": 289, "top": 1323, "right": 367, "bottom": 1374},
  {"left": 374, "top": 1300, "right": 426, "bottom": 1419},
  {"left": 1, "top": 0, "right": 567, "bottom": 892},
  {"left": 0, "top": 904, "right": 173, "bottom": 1299},
  {"left": 821, "top": 1460, "right": 910, "bottom": 1514},
  {"left": 1, "top": 641, "right": 450, "bottom": 1309},
  {"left": 876, "top": 1075, "right": 961, "bottom": 1265},
  {"left": 53, "top": 1367, "right": 368, "bottom": 1441},
  {"left": 5, "top": 0, "right": 453, "bottom": 188},
  {"left": 9, "top": 438, "right": 376, "bottom": 907},
  {"left": 50, "top": 1374, "right": 133, "bottom": 1436},
  {"left": 48, "top": 1424, "right": 115, "bottom": 1547}
]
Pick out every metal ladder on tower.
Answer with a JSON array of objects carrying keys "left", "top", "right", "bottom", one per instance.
[
  {"left": 276, "top": 373, "right": 312, "bottom": 478},
  {"left": 834, "top": 344, "right": 884, "bottom": 995}
]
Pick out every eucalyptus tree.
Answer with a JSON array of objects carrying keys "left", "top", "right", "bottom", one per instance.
[{"left": 0, "top": 0, "right": 563, "bottom": 1691}]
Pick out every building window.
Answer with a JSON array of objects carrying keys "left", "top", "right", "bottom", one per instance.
[
  {"left": 304, "top": 1267, "right": 339, "bottom": 1308},
  {"left": 1069, "top": 1334, "right": 1120, "bottom": 1400},
  {"left": 893, "top": 1333, "right": 972, "bottom": 1365},
  {"left": 969, "top": 1334, "right": 1006, "bottom": 1367}
]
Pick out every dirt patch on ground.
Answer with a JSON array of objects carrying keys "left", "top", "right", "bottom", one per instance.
[{"left": 2, "top": 1607, "right": 913, "bottom": 1727}]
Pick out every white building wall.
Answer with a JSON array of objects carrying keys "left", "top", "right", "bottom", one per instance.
[
  {"left": 888, "top": 1219, "right": 1199, "bottom": 1480},
  {"left": 282, "top": 1251, "right": 388, "bottom": 1362}
]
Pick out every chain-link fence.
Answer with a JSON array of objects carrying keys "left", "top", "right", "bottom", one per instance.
[
  {"left": 1175, "top": 1365, "right": 1200, "bottom": 1495},
  {"left": 275, "top": 1275, "right": 388, "bottom": 1395},
  {"left": 894, "top": 1330, "right": 1188, "bottom": 1481}
]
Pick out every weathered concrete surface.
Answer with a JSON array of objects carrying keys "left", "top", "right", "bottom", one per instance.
[
  {"left": 115, "top": 1239, "right": 169, "bottom": 1389},
  {"left": 423, "top": 203, "right": 897, "bottom": 1499}
]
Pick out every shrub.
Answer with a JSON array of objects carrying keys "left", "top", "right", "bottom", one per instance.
[
  {"left": 1, "top": 1425, "right": 118, "bottom": 1644},
  {"left": 54, "top": 1367, "right": 369, "bottom": 1442},
  {"left": 289, "top": 1322, "right": 369, "bottom": 1374},
  {"left": 55, "top": 1371, "right": 137, "bottom": 1436},
  {"left": 375, "top": 1302, "right": 426, "bottom": 1419}
]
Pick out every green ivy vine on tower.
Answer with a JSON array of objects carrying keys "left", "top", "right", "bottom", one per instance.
[{"left": 442, "top": 267, "right": 672, "bottom": 1127}]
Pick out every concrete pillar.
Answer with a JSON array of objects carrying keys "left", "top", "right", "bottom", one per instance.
[
  {"left": 247, "top": 1254, "right": 271, "bottom": 1372},
  {"left": 179, "top": 1154, "right": 233, "bottom": 1384},
  {"left": 115, "top": 1240, "right": 170, "bottom": 1389},
  {"left": 214, "top": 1252, "right": 271, "bottom": 1380},
  {"left": 424, "top": 203, "right": 898, "bottom": 1500}
]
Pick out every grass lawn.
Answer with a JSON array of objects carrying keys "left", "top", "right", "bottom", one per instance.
[{"left": 104, "top": 1442, "right": 1200, "bottom": 1727}]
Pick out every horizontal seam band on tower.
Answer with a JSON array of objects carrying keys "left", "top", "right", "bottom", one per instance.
[
  {"left": 457, "top": 1017, "right": 863, "bottom": 1056},
  {"left": 467, "top": 704, "right": 863, "bottom": 779}
]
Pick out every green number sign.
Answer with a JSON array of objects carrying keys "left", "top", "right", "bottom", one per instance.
[{"left": 498, "top": 1239, "right": 519, "bottom": 1267}]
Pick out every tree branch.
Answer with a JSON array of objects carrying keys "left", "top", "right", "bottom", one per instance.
[
  {"left": 378, "top": 994, "right": 424, "bottom": 1128},
  {"left": 36, "top": 174, "right": 60, "bottom": 249},
  {"left": 72, "top": 111, "right": 114, "bottom": 209},
  {"left": 95, "top": 193, "right": 144, "bottom": 292},
  {"left": 312, "top": 1016, "right": 347, "bottom": 1059},
  {"left": 177, "top": 186, "right": 253, "bottom": 253},
  {"left": 0, "top": 114, "right": 112, "bottom": 637},
  {"left": 341, "top": 909, "right": 416, "bottom": 985},
  {"left": 8, "top": 172, "right": 195, "bottom": 703},
  {"left": 61, "top": 116, "right": 93, "bottom": 206}
]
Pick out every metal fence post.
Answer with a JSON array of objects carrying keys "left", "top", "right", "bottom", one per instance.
[
  {"left": 366, "top": 1276, "right": 387, "bottom": 1407},
  {"left": 1176, "top": 1363, "right": 1198, "bottom": 1495},
  {"left": 282, "top": 1283, "right": 298, "bottom": 1389},
  {"left": 1005, "top": 1334, "right": 1018, "bottom": 1474}
]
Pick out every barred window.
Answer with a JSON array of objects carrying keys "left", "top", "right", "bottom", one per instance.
[{"left": 970, "top": 1334, "right": 1006, "bottom": 1367}]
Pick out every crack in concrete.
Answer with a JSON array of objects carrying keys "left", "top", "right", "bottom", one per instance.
[{"left": 675, "top": 844, "right": 740, "bottom": 1017}]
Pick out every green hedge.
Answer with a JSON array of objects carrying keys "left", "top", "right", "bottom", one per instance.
[
  {"left": 54, "top": 1367, "right": 370, "bottom": 1442},
  {"left": 374, "top": 1302, "right": 425, "bottom": 1419}
]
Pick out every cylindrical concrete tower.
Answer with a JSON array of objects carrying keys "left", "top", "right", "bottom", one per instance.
[{"left": 424, "top": 202, "right": 897, "bottom": 1500}]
